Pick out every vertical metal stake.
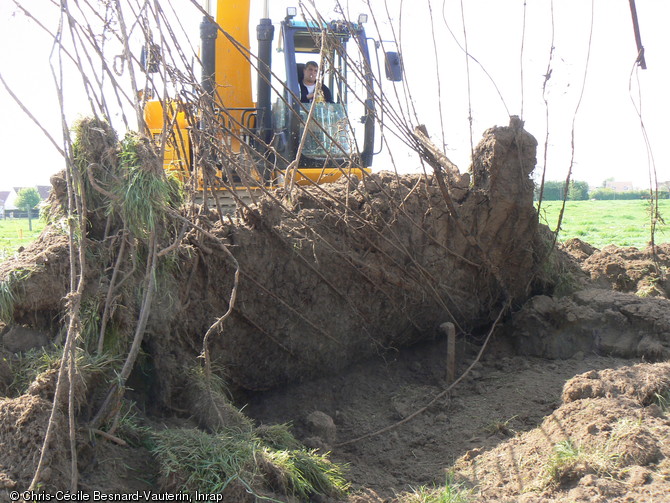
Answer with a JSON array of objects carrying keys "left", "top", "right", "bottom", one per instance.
[{"left": 441, "top": 322, "right": 456, "bottom": 384}]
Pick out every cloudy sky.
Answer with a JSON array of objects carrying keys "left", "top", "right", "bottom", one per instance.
[{"left": 0, "top": 0, "right": 668, "bottom": 190}]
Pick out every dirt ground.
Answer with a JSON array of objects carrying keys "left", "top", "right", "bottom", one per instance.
[
  {"left": 245, "top": 336, "right": 640, "bottom": 497},
  {"left": 243, "top": 340, "right": 670, "bottom": 502},
  {"left": 243, "top": 241, "right": 670, "bottom": 502},
  {"left": 3, "top": 290, "right": 668, "bottom": 502}
]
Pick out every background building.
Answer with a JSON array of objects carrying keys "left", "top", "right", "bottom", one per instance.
[{"left": 1, "top": 185, "right": 51, "bottom": 218}]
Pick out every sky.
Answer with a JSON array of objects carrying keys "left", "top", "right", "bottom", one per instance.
[{"left": 0, "top": 0, "right": 668, "bottom": 191}]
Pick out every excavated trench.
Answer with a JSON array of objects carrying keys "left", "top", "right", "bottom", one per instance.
[{"left": 0, "top": 117, "right": 550, "bottom": 497}]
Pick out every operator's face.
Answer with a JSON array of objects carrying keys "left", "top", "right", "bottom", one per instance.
[{"left": 304, "top": 65, "right": 318, "bottom": 85}]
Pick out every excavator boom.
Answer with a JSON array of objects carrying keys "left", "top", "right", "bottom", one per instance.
[{"left": 212, "top": 1, "right": 253, "bottom": 110}]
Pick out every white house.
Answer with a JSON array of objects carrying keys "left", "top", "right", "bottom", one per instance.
[
  {"left": 604, "top": 180, "right": 635, "bottom": 192},
  {"left": 0, "top": 191, "right": 9, "bottom": 219},
  {"left": 1, "top": 186, "right": 51, "bottom": 218}
]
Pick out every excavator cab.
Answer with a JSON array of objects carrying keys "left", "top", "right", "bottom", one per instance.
[{"left": 265, "top": 14, "right": 376, "bottom": 185}]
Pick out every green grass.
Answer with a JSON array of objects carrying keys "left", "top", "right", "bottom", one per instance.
[
  {"left": 152, "top": 427, "right": 257, "bottom": 494},
  {"left": 0, "top": 218, "right": 46, "bottom": 262},
  {"left": 6, "top": 345, "right": 123, "bottom": 397},
  {"left": 0, "top": 267, "right": 33, "bottom": 323},
  {"left": 545, "top": 439, "right": 583, "bottom": 483},
  {"left": 402, "top": 472, "right": 473, "bottom": 503},
  {"left": 151, "top": 426, "right": 348, "bottom": 499},
  {"left": 537, "top": 200, "right": 669, "bottom": 248},
  {"left": 654, "top": 390, "right": 670, "bottom": 414},
  {"left": 3, "top": 199, "right": 667, "bottom": 262}
]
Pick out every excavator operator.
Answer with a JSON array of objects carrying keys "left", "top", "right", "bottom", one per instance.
[{"left": 299, "top": 61, "right": 333, "bottom": 103}]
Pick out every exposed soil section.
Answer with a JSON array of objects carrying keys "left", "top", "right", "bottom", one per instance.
[
  {"left": 0, "top": 116, "right": 668, "bottom": 501},
  {"left": 0, "top": 118, "right": 541, "bottom": 398},
  {"left": 244, "top": 242, "right": 670, "bottom": 501},
  {"left": 507, "top": 288, "right": 670, "bottom": 361}
]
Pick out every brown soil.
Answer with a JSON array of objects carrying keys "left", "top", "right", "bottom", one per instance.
[
  {"left": 0, "top": 117, "right": 669, "bottom": 502},
  {"left": 244, "top": 241, "right": 670, "bottom": 501},
  {"left": 0, "top": 117, "right": 541, "bottom": 397},
  {"left": 241, "top": 238, "right": 670, "bottom": 501},
  {"left": 563, "top": 238, "right": 670, "bottom": 298},
  {"left": 244, "top": 339, "right": 645, "bottom": 498}
]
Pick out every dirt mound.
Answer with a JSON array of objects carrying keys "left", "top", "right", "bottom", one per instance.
[
  {"left": 0, "top": 116, "right": 551, "bottom": 496},
  {"left": 1, "top": 118, "right": 542, "bottom": 397},
  {"left": 562, "top": 237, "right": 598, "bottom": 262},
  {"left": 0, "top": 230, "right": 70, "bottom": 327},
  {"left": 151, "top": 121, "right": 540, "bottom": 393},
  {"left": 507, "top": 287, "right": 670, "bottom": 361},
  {"left": 562, "top": 241, "right": 670, "bottom": 297},
  {"left": 0, "top": 394, "right": 69, "bottom": 497},
  {"left": 562, "top": 362, "right": 670, "bottom": 405},
  {"left": 452, "top": 361, "right": 670, "bottom": 502}
]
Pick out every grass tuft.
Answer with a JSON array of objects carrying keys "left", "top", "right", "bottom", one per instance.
[
  {"left": 544, "top": 438, "right": 620, "bottom": 487},
  {"left": 150, "top": 423, "right": 349, "bottom": 500},
  {"left": 255, "top": 423, "right": 303, "bottom": 451},
  {"left": 0, "top": 268, "right": 33, "bottom": 323},
  {"left": 401, "top": 472, "right": 473, "bottom": 503},
  {"left": 111, "top": 400, "right": 154, "bottom": 448},
  {"left": 80, "top": 297, "right": 102, "bottom": 349},
  {"left": 7, "top": 346, "right": 122, "bottom": 396},
  {"left": 117, "top": 133, "right": 182, "bottom": 239},
  {"left": 7, "top": 346, "right": 62, "bottom": 396},
  {"left": 71, "top": 117, "right": 119, "bottom": 215},
  {"left": 186, "top": 365, "right": 254, "bottom": 433},
  {"left": 546, "top": 439, "right": 583, "bottom": 483},
  {"left": 654, "top": 390, "right": 670, "bottom": 414},
  {"left": 260, "top": 447, "right": 349, "bottom": 499},
  {"left": 483, "top": 415, "right": 518, "bottom": 437},
  {"left": 151, "top": 427, "right": 257, "bottom": 493}
]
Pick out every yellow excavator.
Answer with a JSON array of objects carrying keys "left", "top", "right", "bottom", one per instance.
[{"left": 141, "top": 0, "right": 402, "bottom": 203}]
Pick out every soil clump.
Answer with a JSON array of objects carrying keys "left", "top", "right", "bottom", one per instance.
[{"left": 0, "top": 117, "right": 541, "bottom": 397}]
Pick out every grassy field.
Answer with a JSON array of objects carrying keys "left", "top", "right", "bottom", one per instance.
[
  {"left": 0, "top": 201, "right": 667, "bottom": 262},
  {"left": 0, "top": 218, "right": 46, "bottom": 262},
  {"left": 537, "top": 199, "right": 669, "bottom": 249}
]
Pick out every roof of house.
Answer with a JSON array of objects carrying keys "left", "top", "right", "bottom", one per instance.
[
  {"left": 11, "top": 186, "right": 52, "bottom": 199},
  {"left": 36, "top": 185, "right": 51, "bottom": 199},
  {"left": 2, "top": 186, "right": 51, "bottom": 210}
]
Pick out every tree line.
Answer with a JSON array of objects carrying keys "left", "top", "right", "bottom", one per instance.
[{"left": 535, "top": 181, "right": 670, "bottom": 201}]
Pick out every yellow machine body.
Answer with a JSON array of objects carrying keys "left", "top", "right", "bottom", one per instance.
[
  {"left": 213, "top": 2, "right": 253, "bottom": 112},
  {"left": 144, "top": 100, "right": 191, "bottom": 183},
  {"left": 143, "top": 0, "right": 369, "bottom": 199}
]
